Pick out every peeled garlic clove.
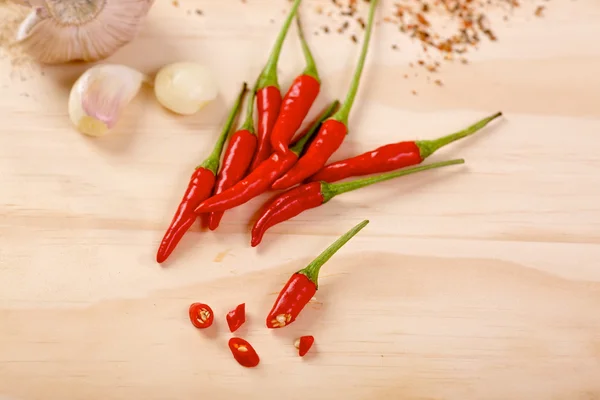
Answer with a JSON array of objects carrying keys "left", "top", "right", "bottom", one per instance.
[
  {"left": 154, "top": 62, "right": 219, "bottom": 116},
  {"left": 15, "top": 0, "right": 155, "bottom": 64},
  {"left": 68, "top": 64, "right": 149, "bottom": 137}
]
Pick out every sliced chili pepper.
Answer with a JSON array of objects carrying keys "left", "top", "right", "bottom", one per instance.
[
  {"left": 271, "top": 0, "right": 379, "bottom": 190},
  {"left": 250, "top": 0, "right": 303, "bottom": 171},
  {"left": 226, "top": 303, "right": 246, "bottom": 333},
  {"left": 295, "top": 335, "right": 315, "bottom": 357},
  {"left": 309, "top": 112, "right": 502, "bottom": 183},
  {"left": 228, "top": 337, "right": 260, "bottom": 368},
  {"left": 270, "top": 14, "right": 321, "bottom": 155},
  {"left": 192, "top": 101, "right": 339, "bottom": 215},
  {"left": 266, "top": 220, "right": 369, "bottom": 329},
  {"left": 156, "top": 83, "right": 247, "bottom": 264},
  {"left": 188, "top": 303, "right": 214, "bottom": 329},
  {"left": 253, "top": 159, "right": 464, "bottom": 246},
  {"left": 208, "top": 87, "right": 258, "bottom": 230}
]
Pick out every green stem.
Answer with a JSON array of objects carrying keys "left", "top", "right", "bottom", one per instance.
[
  {"left": 290, "top": 100, "right": 340, "bottom": 156},
  {"left": 321, "top": 159, "right": 465, "bottom": 202},
  {"left": 200, "top": 82, "right": 248, "bottom": 174},
  {"left": 299, "top": 220, "right": 369, "bottom": 287},
  {"left": 256, "top": 0, "right": 303, "bottom": 90},
  {"left": 296, "top": 13, "right": 319, "bottom": 82},
  {"left": 417, "top": 112, "right": 502, "bottom": 159},
  {"left": 240, "top": 83, "right": 257, "bottom": 133},
  {"left": 331, "top": 0, "right": 379, "bottom": 125}
]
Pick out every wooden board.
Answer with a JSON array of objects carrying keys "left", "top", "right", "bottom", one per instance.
[{"left": 1, "top": 0, "right": 600, "bottom": 399}]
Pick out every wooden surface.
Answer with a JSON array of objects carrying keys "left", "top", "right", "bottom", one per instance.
[{"left": 1, "top": 0, "right": 600, "bottom": 399}]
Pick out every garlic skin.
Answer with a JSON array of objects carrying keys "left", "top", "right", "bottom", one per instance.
[
  {"left": 15, "top": 0, "right": 155, "bottom": 64},
  {"left": 68, "top": 64, "right": 150, "bottom": 137},
  {"left": 154, "top": 62, "right": 219, "bottom": 116}
]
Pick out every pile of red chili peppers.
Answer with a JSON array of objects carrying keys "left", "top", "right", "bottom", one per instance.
[{"left": 157, "top": 0, "right": 503, "bottom": 368}]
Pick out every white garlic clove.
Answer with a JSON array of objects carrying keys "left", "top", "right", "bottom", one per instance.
[
  {"left": 154, "top": 62, "right": 219, "bottom": 116},
  {"left": 15, "top": 0, "right": 155, "bottom": 64},
  {"left": 68, "top": 64, "right": 149, "bottom": 137}
]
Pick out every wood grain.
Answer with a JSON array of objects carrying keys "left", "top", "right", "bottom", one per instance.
[{"left": 1, "top": 0, "right": 600, "bottom": 399}]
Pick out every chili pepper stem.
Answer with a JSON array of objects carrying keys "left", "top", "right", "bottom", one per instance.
[
  {"left": 296, "top": 13, "right": 319, "bottom": 82},
  {"left": 240, "top": 83, "right": 258, "bottom": 133},
  {"left": 417, "top": 112, "right": 502, "bottom": 159},
  {"left": 330, "top": 0, "right": 378, "bottom": 126},
  {"left": 199, "top": 83, "right": 248, "bottom": 173},
  {"left": 320, "top": 159, "right": 465, "bottom": 202},
  {"left": 298, "top": 219, "right": 369, "bottom": 288},
  {"left": 256, "top": 0, "right": 303, "bottom": 90},
  {"left": 290, "top": 100, "right": 340, "bottom": 156}
]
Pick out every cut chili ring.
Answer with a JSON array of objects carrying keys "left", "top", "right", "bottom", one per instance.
[{"left": 188, "top": 303, "right": 215, "bottom": 329}]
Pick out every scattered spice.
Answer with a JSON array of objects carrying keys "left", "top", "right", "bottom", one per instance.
[
  {"left": 534, "top": 5, "right": 545, "bottom": 17},
  {"left": 0, "top": 1, "right": 36, "bottom": 73}
]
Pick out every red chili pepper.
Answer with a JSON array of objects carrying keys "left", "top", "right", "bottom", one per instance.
[
  {"left": 228, "top": 337, "right": 260, "bottom": 368},
  {"left": 208, "top": 88, "right": 258, "bottom": 230},
  {"left": 188, "top": 303, "right": 214, "bottom": 329},
  {"left": 295, "top": 336, "right": 315, "bottom": 357},
  {"left": 309, "top": 112, "right": 502, "bottom": 183},
  {"left": 249, "top": 0, "right": 303, "bottom": 171},
  {"left": 266, "top": 220, "right": 369, "bottom": 329},
  {"left": 270, "top": 15, "right": 321, "bottom": 155},
  {"left": 226, "top": 303, "right": 246, "bottom": 333},
  {"left": 156, "top": 83, "right": 247, "bottom": 264},
  {"left": 271, "top": 0, "right": 379, "bottom": 190},
  {"left": 193, "top": 101, "right": 339, "bottom": 215},
  {"left": 253, "top": 159, "right": 464, "bottom": 246}
]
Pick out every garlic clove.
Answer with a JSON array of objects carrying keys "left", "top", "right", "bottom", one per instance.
[
  {"left": 68, "top": 64, "right": 149, "bottom": 137},
  {"left": 154, "top": 62, "right": 219, "bottom": 116},
  {"left": 15, "top": 0, "right": 155, "bottom": 64}
]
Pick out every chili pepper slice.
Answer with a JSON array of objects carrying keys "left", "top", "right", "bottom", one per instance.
[
  {"left": 270, "top": 14, "right": 321, "bottom": 155},
  {"left": 208, "top": 87, "right": 259, "bottom": 230},
  {"left": 309, "top": 112, "right": 502, "bottom": 183},
  {"left": 228, "top": 337, "right": 260, "bottom": 368},
  {"left": 295, "top": 336, "right": 315, "bottom": 357},
  {"left": 271, "top": 0, "right": 379, "bottom": 190},
  {"left": 188, "top": 303, "right": 214, "bottom": 329},
  {"left": 266, "top": 220, "right": 369, "bottom": 329},
  {"left": 226, "top": 303, "right": 246, "bottom": 333},
  {"left": 252, "top": 159, "right": 464, "bottom": 246},
  {"left": 250, "top": 0, "right": 303, "bottom": 171},
  {"left": 156, "top": 83, "right": 247, "bottom": 264},
  {"left": 192, "top": 101, "right": 339, "bottom": 215}
]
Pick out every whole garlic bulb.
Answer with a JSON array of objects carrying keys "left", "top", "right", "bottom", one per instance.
[
  {"left": 15, "top": 0, "right": 155, "bottom": 64},
  {"left": 154, "top": 62, "right": 219, "bottom": 116},
  {"left": 68, "top": 64, "right": 150, "bottom": 137}
]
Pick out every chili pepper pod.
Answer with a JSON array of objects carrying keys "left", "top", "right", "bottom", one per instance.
[
  {"left": 250, "top": 0, "right": 304, "bottom": 172},
  {"left": 252, "top": 159, "right": 464, "bottom": 246},
  {"left": 271, "top": 0, "right": 379, "bottom": 191},
  {"left": 192, "top": 100, "right": 340, "bottom": 215},
  {"left": 226, "top": 303, "right": 246, "bottom": 333},
  {"left": 156, "top": 83, "right": 247, "bottom": 264},
  {"left": 295, "top": 335, "right": 315, "bottom": 357},
  {"left": 266, "top": 220, "right": 369, "bottom": 329},
  {"left": 208, "top": 87, "right": 259, "bottom": 230},
  {"left": 228, "top": 337, "right": 260, "bottom": 368},
  {"left": 309, "top": 112, "right": 502, "bottom": 183},
  {"left": 270, "top": 14, "right": 321, "bottom": 155}
]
